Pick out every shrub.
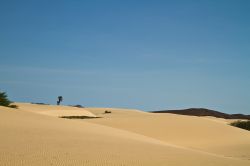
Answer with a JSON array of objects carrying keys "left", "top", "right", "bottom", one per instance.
[
  {"left": 230, "top": 120, "right": 250, "bottom": 131},
  {"left": 72, "top": 105, "right": 84, "bottom": 108},
  {"left": 60, "top": 116, "right": 100, "bottom": 119},
  {"left": 104, "top": 110, "right": 111, "bottom": 114},
  {"left": 31, "top": 102, "right": 49, "bottom": 105},
  {"left": 9, "top": 104, "right": 18, "bottom": 109},
  {"left": 0, "top": 91, "right": 18, "bottom": 108}
]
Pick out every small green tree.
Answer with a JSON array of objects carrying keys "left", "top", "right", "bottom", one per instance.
[{"left": 0, "top": 91, "right": 18, "bottom": 108}]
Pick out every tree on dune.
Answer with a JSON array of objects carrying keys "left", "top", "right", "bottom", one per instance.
[{"left": 57, "top": 96, "right": 63, "bottom": 105}]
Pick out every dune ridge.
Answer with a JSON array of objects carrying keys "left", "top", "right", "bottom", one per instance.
[{"left": 15, "top": 102, "right": 96, "bottom": 118}]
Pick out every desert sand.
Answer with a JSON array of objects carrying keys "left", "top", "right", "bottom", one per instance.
[
  {"left": 0, "top": 103, "right": 250, "bottom": 166},
  {"left": 16, "top": 102, "right": 96, "bottom": 117}
]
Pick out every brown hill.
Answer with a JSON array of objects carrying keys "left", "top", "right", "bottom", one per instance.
[{"left": 152, "top": 108, "right": 250, "bottom": 120}]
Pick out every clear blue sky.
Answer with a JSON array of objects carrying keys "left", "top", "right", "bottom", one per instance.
[{"left": 1, "top": 0, "right": 250, "bottom": 114}]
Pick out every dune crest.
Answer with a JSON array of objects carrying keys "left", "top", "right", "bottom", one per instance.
[{"left": 15, "top": 102, "right": 96, "bottom": 117}]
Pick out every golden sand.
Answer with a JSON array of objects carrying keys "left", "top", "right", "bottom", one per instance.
[{"left": 0, "top": 103, "right": 249, "bottom": 166}]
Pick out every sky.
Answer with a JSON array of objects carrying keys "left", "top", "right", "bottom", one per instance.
[{"left": 0, "top": 0, "right": 250, "bottom": 114}]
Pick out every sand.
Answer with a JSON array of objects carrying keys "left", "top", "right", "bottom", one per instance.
[
  {"left": 85, "top": 108, "right": 250, "bottom": 160},
  {"left": 16, "top": 102, "right": 96, "bottom": 117},
  {"left": 0, "top": 104, "right": 250, "bottom": 166}
]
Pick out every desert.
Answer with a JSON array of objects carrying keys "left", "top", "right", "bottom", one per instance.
[
  {"left": 1, "top": 1, "right": 250, "bottom": 165},
  {"left": 0, "top": 103, "right": 250, "bottom": 166}
]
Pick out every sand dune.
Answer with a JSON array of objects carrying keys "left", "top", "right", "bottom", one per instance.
[
  {"left": 15, "top": 102, "right": 96, "bottom": 117},
  {"left": 85, "top": 107, "right": 148, "bottom": 118},
  {"left": 84, "top": 108, "right": 250, "bottom": 160},
  {"left": 1, "top": 104, "right": 250, "bottom": 166}
]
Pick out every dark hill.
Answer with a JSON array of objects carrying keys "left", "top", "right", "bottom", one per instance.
[{"left": 152, "top": 108, "right": 250, "bottom": 120}]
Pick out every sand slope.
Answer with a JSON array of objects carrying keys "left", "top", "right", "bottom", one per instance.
[
  {"left": 16, "top": 102, "right": 96, "bottom": 117},
  {"left": 0, "top": 105, "right": 250, "bottom": 166},
  {"left": 84, "top": 108, "right": 250, "bottom": 160}
]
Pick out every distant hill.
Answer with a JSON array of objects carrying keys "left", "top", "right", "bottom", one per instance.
[{"left": 151, "top": 108, "right": 250, "bottom": 120}]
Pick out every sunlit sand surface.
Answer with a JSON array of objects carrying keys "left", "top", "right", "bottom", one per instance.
[{"left": 0, "top": 103, "right": 249, "bottom": 166}]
